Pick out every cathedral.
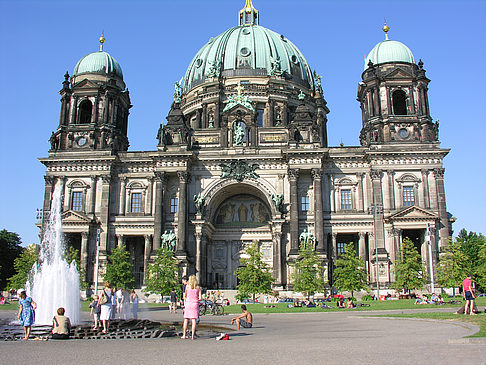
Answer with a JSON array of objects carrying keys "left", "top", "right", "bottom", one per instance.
[{"left": 39, "top": 1, "right": 452, "bottom": 291}]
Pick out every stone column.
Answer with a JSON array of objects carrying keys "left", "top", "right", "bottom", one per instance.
[
  {"left": 421, "top": 169, "right": 430, "bottom": 209},
  {"left": 370, "top": 170, "right": 385, "bottom": 249},
  {"left": 358, "top": 232, "right": 366, "bottom": 260},
  {"left": 99, "top": 175, "right": 112, "bottom": 252},
  {"left": 332, "top": 233, "right": 337, "bottom": 261},
  {"left": 356, "top": 173, "right": 364, "bottom": 212},
  {"left": 312, "top": 169, "right": 325, "bottom": 253},
  {"left": 146, "top": 177, "right": 154, "bottom": 215},
  {"left": 194, "top": 230, "right": 203, "bottom": 284},
  {"left": 119, "top": 177, "right": 126, "bottom": 215},
  {"left": 288, "top": 168, "right": 299, "bottom": 255},
  {"left": 42, "top": 176, "right": 55, "bottom": 234},
  {"left": 143, "top": 234, "right": 152, "bottom": 285},
  {"left": 434, "top": 168, "right": 449, "bottom": 249},
  {"left": 387, "top": 170, "right": 395, "bottom": 210},
  {"left": 153, "top": 172, "right": 166, "bottom": 250},
  {"left": 272, "top": 231, "right": 283, "bottom": 285},
  {"left": 80, "top": 231, "right": 89, "bottom": 281},
  {"left": 116, "top": 234, "right": 126, "bottom": 248},
  {"left": 176, "top": 171, "right": 189, "bottom": 255},
  {"left": 330, "top": 175, "right": 336, "bottom": 212},
  {"left": 323, "top": 172, "right": 331, "bottom": 214},
  {"left": 89, "top": 175, "right": 97, "bottom": 216},
  {"left": 59, "top": 176, "right": 67, "bottom": 212}
]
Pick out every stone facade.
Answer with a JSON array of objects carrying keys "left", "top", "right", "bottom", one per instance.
[{"left": 39, "top": 3, "right": 451, "bottom": 291}]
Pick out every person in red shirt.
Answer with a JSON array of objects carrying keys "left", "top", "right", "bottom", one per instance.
[{"left": 462, "top": 274, "right": 476, "bottom": 315}]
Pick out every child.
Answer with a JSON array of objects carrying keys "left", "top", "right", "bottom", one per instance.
[{"left": 89, "top": 295, "right": 101, "bottom": 330}]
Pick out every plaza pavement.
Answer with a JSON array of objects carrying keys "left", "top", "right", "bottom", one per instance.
[{"left": 0, "top": 308, "right": 484, "bottom": 365}]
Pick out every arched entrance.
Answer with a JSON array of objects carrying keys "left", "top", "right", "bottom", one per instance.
[{"left": 201, "top": 181, "right": 277, "bottom": 290}]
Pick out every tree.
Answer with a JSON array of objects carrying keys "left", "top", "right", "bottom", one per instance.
[
  {"left": 436, "top": 238, "right": 468, "bottom": 296},
  {"left": 235, "top": 241, "right": 274, "bottom": 302},
  {"left": 103, "top": 245, "right": 135, "bottom": 289},
  {"left": 476, "top": 243, "right": 486, "bottom": 290},
  {"left": 456, "top": 229, "right": 486, "bottom": 291},
  {"left": 145, "top": 246, "right": 180, "bottom": 296},
  {"left": 292, "top": 240, "right": 326, "bottom": 299},
  {"left": 0, "top": 229, "right": 24, "bottom": 290},
  {"left": 7, "top": 244, "right": 39, "bottom": 290},
  {"left": 333, "top": 242, "right": 368, "bottom": 297},
  {"left": 392, "top": 237, "right": 427, "bottom": 292}
]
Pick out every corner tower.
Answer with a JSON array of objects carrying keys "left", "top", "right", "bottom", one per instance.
[
  {"left": 358, "top": 24, "right": 437, "bottom": 146},
  {"left": 50, "top": 35, "right": 131, "bottom": 153}
]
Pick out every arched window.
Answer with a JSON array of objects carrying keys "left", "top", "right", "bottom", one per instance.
[
  {"left": 78, "top": 100, "right": 92, "bottom": 124},
  {"left": 392, "top": 90, "right": 407, "bottom": 115}
]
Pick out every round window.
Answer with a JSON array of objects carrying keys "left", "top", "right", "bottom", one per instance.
[
  {"left": 291, "top": 55, "right": 299, "bottom": 64},
  {"left": 242, "top": 28, "right": 251, "bottom": 35},
  {"left": 398, "top": 128, "right": 409, "bottom": 139},
  {"left": 77, "top": 136, "right": 87, "bottom": 146},
  {"left": 240, "top": 47, "right": 251, "bottom": 57},
  {"left": 195, "top": 59, "right": 203, "bottom": 68}
]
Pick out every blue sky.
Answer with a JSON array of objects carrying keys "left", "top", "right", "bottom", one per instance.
[{"left": 0, "top": 0, "right": 484, "bottom": 245}]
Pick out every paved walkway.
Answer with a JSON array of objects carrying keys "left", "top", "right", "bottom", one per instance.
[{"left": 1, "top": 309, "right": 484, "bottom": 364}]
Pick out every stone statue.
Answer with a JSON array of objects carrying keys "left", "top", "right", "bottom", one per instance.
[
  {"left": 173, "top": 77, "right": 183, "bottom": 103},
  {"left": 193, "top": 192, "right": 205, "bottom": 215},
  {"left": 299, "top": 228, "right": 315, "bottom": 248},
  {"left": 313, "top": 70, "right": 322, "bottom": 93},
  {"left": 270, "top": 56, "right": 283, "bottom": 76},
  {"left": 271, "top": 193, "right": 284, "bottom": 213},
  {"left": 207, "top": 61, "right": 221, "bottom": 78},
  {"left": 233, "top": 121, "right": 245, "bottom": 145},
  {"left": 49, "top": 132, "right": 58, "bottom": 150},
  {"left": 161, "top": 230, "right": 176, "bottom": 251}
]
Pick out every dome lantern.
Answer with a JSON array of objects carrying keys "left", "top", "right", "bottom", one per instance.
[{"left": 239, "top": 0, "right": 258, "bottom": 26}]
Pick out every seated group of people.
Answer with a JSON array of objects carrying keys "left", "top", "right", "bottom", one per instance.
[
  {"left": 336, "top": 297, "right": 356, "bottom": 309},
  {"left": 414, "top": 293, "right": 444, "bottom": 305}
]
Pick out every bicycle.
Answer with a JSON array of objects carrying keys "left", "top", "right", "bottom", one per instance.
[{"left": 199, "top": 300, "right": 224, "bottom": 316}]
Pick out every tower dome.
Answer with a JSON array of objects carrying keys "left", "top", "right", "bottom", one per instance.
[
  {"left": 183, "top": 7, "right": 314, "bottom": 93},
  {"left": 364, "top": 24, "right": 415, "bottom": 70},
  {"left": 73, "top": 35, "right": 123, "bottom": 78}
]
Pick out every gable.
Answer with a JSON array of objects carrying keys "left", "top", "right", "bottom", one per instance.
[
  {"left": 61, "top": 210, "right": 91, "bottom": 224},
  {"left": 386, "top": 206, "right": 438, "bottom": 222},
  {"left": 384, "top": 67, "right": 413, "bottom": 79}
]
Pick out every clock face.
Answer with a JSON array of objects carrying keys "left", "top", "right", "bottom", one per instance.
[
  {"left": 77, "top": 137, "right": 87, "bottom": 146},
  {"left": 398, "top": 128, "right": 409, "bottom": 139}
]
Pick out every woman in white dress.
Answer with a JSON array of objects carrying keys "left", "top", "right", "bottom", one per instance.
[{"left": 99, "top": 282, "right": 113, "bottom": 334}]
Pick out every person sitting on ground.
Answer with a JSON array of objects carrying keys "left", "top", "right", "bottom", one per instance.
[
  {"left": 306, "top": 300, "right": 316, "bottom": 308},
  {"left": 430, "top": 293, "right": 439, "bottom": 303},
  {"left": 336, "top": 297, "right": 345, "bottom": 308},
  {"left": 231, "top": 304, "right": 253, "bottom": 330},
  {"left": 420, "top": 294, "right": 430, "bottom": 304},
  {"left": 52, "top": 307, "right": 71, "bottom": 340},
  {"left": 437, "top": 294, "right": 444, "bottom": 304},
  {"left": 294, "top": 300, "right": 302, "bottom": 307},
  {"left": 346, "top": 298, "right": 355, "bottom": 309}
]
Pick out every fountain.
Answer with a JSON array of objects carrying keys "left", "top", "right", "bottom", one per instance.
[{"left": 26, "top": 185, "right": 81, "bottom": 325}]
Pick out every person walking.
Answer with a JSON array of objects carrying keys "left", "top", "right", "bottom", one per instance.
[
  {"left": 181, "top": 275, "right": 201, "bottom": 340},
  {"left": 463, "top": 274, "right": 477, "bottom": 315},
  {"left": 170, "top": 289, "right": 178, "bottom": 313},
  {"left": 17, "top": 289, "right": 36, "bottom": 340}
]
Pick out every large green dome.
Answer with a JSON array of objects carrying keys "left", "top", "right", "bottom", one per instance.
[
  {"left": 73, "top": 50, "right": 123, "bottom": 78},
  {"left": 183, "top": 24, "right": 314, "bottom": 92},
  {"left": 364, "top": 39, "right": 415, "bottom": 70}
]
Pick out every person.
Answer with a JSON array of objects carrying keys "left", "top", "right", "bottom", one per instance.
[
  {"left": 180, "top": 276, "right": 188, "bottom": 310},
  {"left": 120, "top": 289, "right": 130, "bottom": 319},
  {"left": 89, "top": 295, "right": 101, "bottom": 330},
  {"left": 52, "top": 307, "right": 71, "bottom": 340},
  {"left": 463, "top": 274, "right": 477, "bottom": 315},
  {"left": 130, "top": 290, "right": 139, "bottom": 319},
  {"left": 170, "top": 289, "right": 178, "bottom": 313},
  {"left": 100, "top": 281, "right": 113, "bottom": 334},
  {"left": 116, "top": 287, "right": 123, "bottom": 318},
  {"left": 17, "top": 289, "right": 36, "bottom": 340},
  {"left": 346, "top": 298, "right": 355, "bottom": 309},
  {"left": 231, "top": 305, "right": 253, "bottom": 330},
  {"left": 336, "top": 297, "right": 345, "bottom": 308},
  {"left": 430, "top": 293, "right": 439, "bottom": 304},
  {"left": 181, "top": 275, "right": 201, "bottom": 340}
]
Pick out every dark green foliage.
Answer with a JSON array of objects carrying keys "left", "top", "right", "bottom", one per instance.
[
  {"left": 292, "top": 240, "right": 326, "bottom": 299},
  {"left": 235, "top": 241, "right": 274, "bottom": 302},
  {"left": 7, "top": 244, "right": 39, "bottom": 290},
  {"left": 0, "top": 230, "right": 24, "bottom": 290},
  {"left": 103, "top": 245, "right": 135, "bottom": 290},
  {"left": 392, "top": 237, "right": 427, "bottom": 292},
  {"left": 436, "top": 238, "right": 468, "bottom": 296},
  {"left": 333, "top": 242, "right": 368, "bottom": 297},
  {"left": 145, "top": 246, "right": 180, "bottom": 296},
  {"left": 455, "top": 229, "right": 486, "bottom": 291}
]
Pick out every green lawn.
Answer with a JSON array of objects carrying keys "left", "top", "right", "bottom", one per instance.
[{"left": 223, "top": 297, "right": 486, "bottom": 314}]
